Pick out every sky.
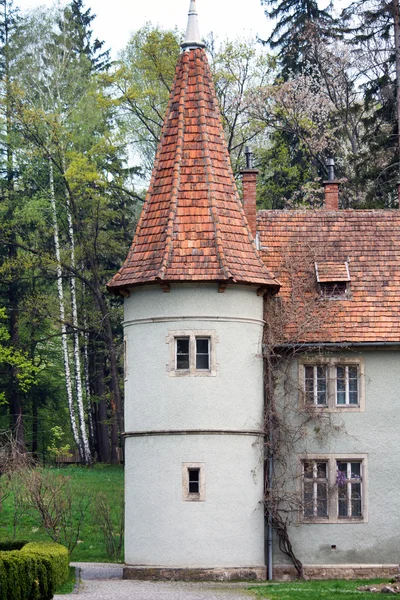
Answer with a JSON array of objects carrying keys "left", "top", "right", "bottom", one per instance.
[{"left": 15, "top": 0, "right": 340, "bottom": 58}]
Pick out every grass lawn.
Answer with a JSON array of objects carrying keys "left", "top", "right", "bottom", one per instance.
[
  {"left": 249, "top": 579, "right": 388, "bottom": 599},
  {"left": 0, "top": 464, "right": 124, "bottom": 562},
  {"left": 55, "top": 566, "right": 77, "bottom": 594}
]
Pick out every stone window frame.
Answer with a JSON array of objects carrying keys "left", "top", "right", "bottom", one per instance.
[
  {"left": 298, "top": 356, "right": 365, "bottom": 412},
  {"left": 182, "top": 462, "right": 206, "bottom": 502},
  {"left": 166, "top": 329, "right": 218, "bottom": 377},
  {"left": 298, "top": 453, "right": 368, "bottom": 524}
]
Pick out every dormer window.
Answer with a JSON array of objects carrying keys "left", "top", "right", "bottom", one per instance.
[{"left": 315, "top": 261, "right": 350, "bottom": 299}]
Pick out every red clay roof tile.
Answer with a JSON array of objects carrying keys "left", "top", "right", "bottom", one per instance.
[
  {"left": 108, "top": 48, "right": 278, "bottom": 294},
  {"left": 259, "top": 209, "right": 400, "bottom": 344}
]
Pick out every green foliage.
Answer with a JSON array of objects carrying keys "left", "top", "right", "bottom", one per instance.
[
  {"left": 20, "top": 542, "right": 69, "bottom": 591},
  {"left": 261, "top": 0, "right": 334, "bottom": 77},
  {"left": 46, "top": 426, "right": 71, "bottom": 461},
  {"left": 0, "top": 465, "right": 124, "bottom": 562},
  {"left": 0, "top": 308, "right": 37, "bottom": 404},
  {"left": 0, "top": 541, "right": 68, "bottom": 600}
]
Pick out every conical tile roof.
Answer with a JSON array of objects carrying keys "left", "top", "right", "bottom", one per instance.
[{"left": 108, "top": 46, "right": 279, "bottom": 294}]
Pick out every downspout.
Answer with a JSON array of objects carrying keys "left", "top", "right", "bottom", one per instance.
[{"left": 267, "top": 419, "right": 273, "bottom": 580}]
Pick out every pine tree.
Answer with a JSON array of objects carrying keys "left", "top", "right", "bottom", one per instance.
[{"left": 261, "top": 0, "right": 334, "bottom": 77}]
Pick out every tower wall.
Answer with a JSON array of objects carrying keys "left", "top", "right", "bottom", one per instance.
[{"left": 123, "top": 283, "right": 266, "bottom": 574}]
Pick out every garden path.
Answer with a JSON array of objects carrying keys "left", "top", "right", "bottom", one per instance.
[{"left": 54, "top": 562, "right": 260, "bottom": 599}]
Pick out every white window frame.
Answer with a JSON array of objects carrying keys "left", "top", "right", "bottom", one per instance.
[
  {"left": 182, "top": 462, "right": 206, "bottom": 502},
  {"left": 299, "top": 356, "right": 365, "bottom": 412},
  {"left": 166, "top": 330, "right": 218, "bottom": 377},
  {"left": 298, "top": 453, "right": 368, "bottom": 524}
]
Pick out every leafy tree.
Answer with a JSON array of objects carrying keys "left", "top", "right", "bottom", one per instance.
[{"left": 261, "top": 0, "right": 334, "bottom": 77}]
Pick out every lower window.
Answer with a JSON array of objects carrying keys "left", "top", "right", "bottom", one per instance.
[
  {"left": 300, "top": 454, "right": 367, "bottom": 523},
  {"left": 182, "top": 462, "right": 206, "bottom": 502}
]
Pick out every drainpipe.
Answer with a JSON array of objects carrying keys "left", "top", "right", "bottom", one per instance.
[{"left": 267, "top": 420, "right": 273, "bottom": 580}]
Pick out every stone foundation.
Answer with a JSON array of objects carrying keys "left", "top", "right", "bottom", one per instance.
[
  {"left": 273, "top": 564, "right": 400, "bottom": 581},
  {"left": 123, "top": 565, "right": 267, "bottom": 582}
]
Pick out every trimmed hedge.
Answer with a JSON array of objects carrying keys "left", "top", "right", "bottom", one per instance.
[{"left": 0, "top": 542, "right": 69, "bottom": 600}]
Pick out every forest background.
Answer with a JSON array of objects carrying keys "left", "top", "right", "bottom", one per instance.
[{"left": 0, "top": 0, "right": 398, "bottom": 465}]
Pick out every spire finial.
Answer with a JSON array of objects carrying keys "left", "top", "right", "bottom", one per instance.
[{"left": 181, "top": 0, "right": 205, "bottom": 50}]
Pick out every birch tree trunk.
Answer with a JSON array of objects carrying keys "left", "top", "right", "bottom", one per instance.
[
  {"left": 64, "top": 184, "right": 92, "bottom": 465},
  {"left": 49, "top": 158, "right": 82, "bottom": 455}
]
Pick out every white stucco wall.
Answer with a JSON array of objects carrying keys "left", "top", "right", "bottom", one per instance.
[
  {"left": 274, "top": 348, "right": 400, "bottom": 567},
  {"left": 123, "top": 283, "right": 266, "bottom": 568}
]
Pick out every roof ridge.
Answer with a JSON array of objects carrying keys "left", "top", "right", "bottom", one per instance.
[
  {"left": 157, "top": 52, "right": 189, "bottom": 280},
  {"left": 196, "top": 50, "right": 234, "bottom": 282}
]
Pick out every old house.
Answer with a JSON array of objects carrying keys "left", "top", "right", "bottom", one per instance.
[
  {"left": 108, "top": 0, "right": 400, "bottom": 581},
  {"left": 258, "top": 176, "right": 400, "bottom": 579}
]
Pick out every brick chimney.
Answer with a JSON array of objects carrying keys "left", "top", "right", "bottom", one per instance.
[
  {"left": 241, "top": 147, "right": 257, "bottom": 237},
  {"left": 323, "top": 157, "right": 339, "bottom": 210}
]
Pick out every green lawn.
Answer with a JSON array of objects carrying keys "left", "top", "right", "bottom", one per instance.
[
  {"left": 0, "top": 464, "right": 124, "bottom": 562},
  {"left": 55, "top": 566, "right": 77, "bottom": 594},
  {"left": 249, "top": 579, "right": 387, "bottom": 599}
]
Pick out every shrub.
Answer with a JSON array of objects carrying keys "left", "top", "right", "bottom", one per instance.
[{"left": 0, "top": 541, "right": 68, "bottom": 600}]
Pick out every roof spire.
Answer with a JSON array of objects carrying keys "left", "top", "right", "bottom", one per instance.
[{"left": 181, "top": 0, "right": 205, "bottom": 49}]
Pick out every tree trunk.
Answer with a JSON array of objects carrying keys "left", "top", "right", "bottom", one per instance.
[
  {"left": 49, "top": 158, "right": 82, "bottom": 457},
  {"left": 63, "top": 180, "right": 91, "bottom": 466}
]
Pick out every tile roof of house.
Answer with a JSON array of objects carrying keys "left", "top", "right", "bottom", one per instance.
[
  {"left": 259, "top": 209, "right": 400, "bottom": 344},
  {"left": 108, "top": 47, "right": 278, "bottom": 294}
]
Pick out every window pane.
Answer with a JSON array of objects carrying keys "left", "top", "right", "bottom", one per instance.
[
  {"left": 196, "top": 337, "right": 210, "bottom": 370},
  {"left": 196, "top": 354, "right": 209, "bottom": 369},
  {"left": 349, "top": 391, "right": 358, "bottom": 404},
  {"left": 336, "top": 391, "right": 346, "bottom": 404},
  {"left": 351, "top": 463, "right": 361, "bottom": 478},
  {"left": 188, "top": 469, "right": 200, "bottom": 494},
  {"left": 196, "top": 338, "right": 209, "bottom": 354},
  {"left": 338, "top": 486, "right": 348, "bottom": 517},
  {"left": 351, "top": 483, "right": 362, "bottom": 517},
  {"left": 303, "top": 462, "right": 313, "bottom": 478},
  {"left": 303, "top": 481, "right": 314, "bottom": 517},
  {"left": 349, "top": 365, "right": 358, "bottom": 379},
  {"left": 316, "top": 366, "right": 327, "bottom": 404},
  {"left": 336, "top": 366, "right": 345, "bottom": 379},
  {"left": 317, "top": 483, "right": 328, "bottom": 517},
  {"left": 317, "top": 462, "right": 327, "bottom": 478},
  {"left": 177, "top": 339, "right": 189, "bottom": 354},
  {"left": 176, "top": 338, "right": 190, "bottom": 370}
]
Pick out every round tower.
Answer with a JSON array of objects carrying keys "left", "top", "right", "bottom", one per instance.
[{"left": 108, "top": 0, "right": 279, "bottom": 581}]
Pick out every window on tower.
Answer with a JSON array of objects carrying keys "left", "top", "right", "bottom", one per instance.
[
  {"left": 182, "top": 463, "right": 205, "bottom": 501},
  {"left": 167, "top": 330, "right": 217, "bottom": 376}
]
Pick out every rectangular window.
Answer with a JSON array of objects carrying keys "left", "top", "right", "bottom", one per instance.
[
  {"left": 196, "top": 338, "right": 210, "bottom": 370},
  {"left": 336, "top": 365, "right": 359, "bottom": 405},
  {"left": 188, "top": 468, "right": 200, "bottom": 494},
  {"left": 304, "top": 365, "right": 327, "bottom": 405},
  {"left": 176, "top": 338, "right": 190, "bottom": 370},
  {"left": 168, "top": 330, "right": 217, "bottom": 377},
  {"left": 300, "top": 454, "right": 366, "bottom": 523},
  {"left": 300, "top": 357, "right": 364, "bottom": 412},
  {"left": 337, "top": 461, "right": 362, "bottom": 518},
  {"left": 182, "top": 462, "right": 205, "bottom": 501},
  {"left": 303, "top": 461, "right": 328, "bottom": 518}
]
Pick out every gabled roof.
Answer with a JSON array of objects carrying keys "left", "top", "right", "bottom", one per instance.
[
  {"left": 108, "top": 46, "right": 278, "bottom": 294},
  {"left": 259, "top": 209, "right": 400, "bottom": 344}
]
